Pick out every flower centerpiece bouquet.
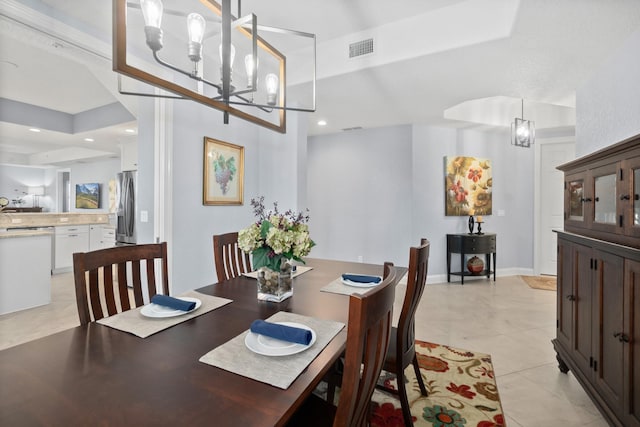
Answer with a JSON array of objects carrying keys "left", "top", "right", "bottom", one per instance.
[{"left": 238, "top": 197, "right": 315, "bottom": 301}]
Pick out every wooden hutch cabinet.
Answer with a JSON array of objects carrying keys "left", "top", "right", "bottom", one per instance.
[{"left": 555, "top": 134, "right": 640, "bottom": 427}]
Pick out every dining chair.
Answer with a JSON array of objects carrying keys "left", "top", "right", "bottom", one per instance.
[
  {"left": 287, "top": 262, "right": 397, "bottom": 427},
  {"left": 73, "top": 242, "right": 170, "bottom": 325},
  {"left": 213, "top": 232, "right": 252, "bottom": 283},
  {"left": 380, "top": 238, "right": 430, "bottom": 427}
]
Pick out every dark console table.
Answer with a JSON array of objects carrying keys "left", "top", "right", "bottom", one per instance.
[{"left": 446, "top": 233, "right": 496, "bottom": 284}]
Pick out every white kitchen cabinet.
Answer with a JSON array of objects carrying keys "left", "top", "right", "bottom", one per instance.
[
  {"left": 102, "top": 226, "right": 116, "bottom": 247},
  {"left": 54, "top": 225, "right": 89, "bottom": 272},
  {"left": 120, "top": 140, "right": 138, "bottom": 171},
  {"left": 89, "top": 225, "right": 116, "bottom": 250},
  {"left": 89, "top": 225, "right": 102, "bottom": 251}
]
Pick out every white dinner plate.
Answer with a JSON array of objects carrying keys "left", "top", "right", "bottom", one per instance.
[
  {"left": 245, "top": 322, "right": 317, "bottom": 356},
  {"left": 340, "top": 274, "right": 383, "bottom": 288},
  {"left": 140, "top": 297, "right": 202, "bottom": 318}
]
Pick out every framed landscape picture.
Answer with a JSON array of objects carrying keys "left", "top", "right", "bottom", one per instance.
[
  {"left": 203, "top": 137, "right": 244, "bottom": 205},
  {"left": 75, "top": 183, "right": 100, "bottom": 209},
  {"left": 445, "top": 156, "right": 492, "bottom": 216}
]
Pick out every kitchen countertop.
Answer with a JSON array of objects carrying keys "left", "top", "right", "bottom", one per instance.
[
  {"left": 0, "top": 212, "right": 110, "bottom": 229},
  {"left": 0, "top": 229, "right": 54, "bottom": 239}
]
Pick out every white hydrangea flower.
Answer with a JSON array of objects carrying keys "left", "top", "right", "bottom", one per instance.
[{"left": 238, "top": 223, "right": 262, "bottom": 252}]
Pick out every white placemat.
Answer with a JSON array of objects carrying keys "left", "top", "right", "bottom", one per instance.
[
  {"left": 242, "top": 265, "right": 313, "bottom": 279},
  {"left": 97, "top": 290, "right": 232, "bottom": 338},
  {"left": 199, "top": 311, "right": 345, "bottom": 389},
  {"left": 321, "top": 271, "right": 408, "bottom": 296},
  {"left": 320, "top": 277, "right": 380, "bottom": 296}
]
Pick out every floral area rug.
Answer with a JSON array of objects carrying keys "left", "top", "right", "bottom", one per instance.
[{"left": 370, "top": 341, "right": 505, "bottom": 427}]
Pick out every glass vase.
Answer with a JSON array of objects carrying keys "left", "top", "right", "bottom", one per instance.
[{"left": 256, "top": 264, "right": 293, "bottom": 302}]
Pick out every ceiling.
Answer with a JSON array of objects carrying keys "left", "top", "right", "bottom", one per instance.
[{"left": 1, "top": 0, "right": 640, "bottom": 165}]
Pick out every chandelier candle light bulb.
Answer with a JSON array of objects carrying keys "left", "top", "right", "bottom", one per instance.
[
  {"left": 140, "top": 0, "right": 163, "bottom": 52},
  {"left": 187, "top": 13, "right": 205, "bottom": 63},
  {"left": 244, "top": 54, "right": 257, "bottom": 88},
  {"left": 265, "top": 73, "right": 279, "bottom": 106}
]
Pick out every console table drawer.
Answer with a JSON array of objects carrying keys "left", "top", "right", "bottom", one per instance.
[
  {"left": 461, "top": 236, "right": 496, "bottom": 253},
  {"left": 448, "top": 234, "right": 496, "bottom": 253}
]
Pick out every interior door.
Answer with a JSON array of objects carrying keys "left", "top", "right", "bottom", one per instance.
[{"left": 539, "top": 141, "right": 575, "bottom": 275}]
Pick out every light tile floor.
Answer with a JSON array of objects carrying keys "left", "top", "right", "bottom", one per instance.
[{"left": 0, "top": 273, "right": 608, "bottom": 426}]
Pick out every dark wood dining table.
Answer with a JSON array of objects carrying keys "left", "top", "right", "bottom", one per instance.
[{"left": 0, "top": 258, "right": 405, "bottom": 427}]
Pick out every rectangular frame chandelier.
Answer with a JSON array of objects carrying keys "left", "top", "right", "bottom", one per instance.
[
  {"left": 511, "top": 99, "right": 535, "bottom": 147},
  {"left": 113, "top": 0, "right": 316, "bottom": 133}
]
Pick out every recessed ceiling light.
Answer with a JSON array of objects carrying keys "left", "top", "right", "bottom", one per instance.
[
  {"left": 84, "top": 138, "right": 94, "bottom": 142},
  {"left": 125, "top": 128, "right": 136, "bottom": 133},
  {"left": 29, "top": 128, "right": 41, "bottom": 132},
  {"left": 317, "top": 120, "right": 327, "bottom": 126}
]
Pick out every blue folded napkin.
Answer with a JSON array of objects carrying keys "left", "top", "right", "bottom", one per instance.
[
  {"left": 342, "top": 274, "right": 381, "bottom": 284},
  {"left": 250, "top": 320, "right": 312, "bottom": 345},
  {"left": 150, "top": 295, "right": 196, "bottom": 311}
]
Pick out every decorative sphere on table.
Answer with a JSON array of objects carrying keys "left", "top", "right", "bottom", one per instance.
[{"left": 467, "top": 256, "right": 484, "bottom": 274}]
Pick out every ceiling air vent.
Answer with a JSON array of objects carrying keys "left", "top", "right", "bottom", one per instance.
[
  {"left": 349, "top": 38, "right": 374, "bottom": 58},
  {"left": 341, "top": 126, "right": 363, "bottom": 132}
]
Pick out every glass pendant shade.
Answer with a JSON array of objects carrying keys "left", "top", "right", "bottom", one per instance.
[
  {"left": 265, "top": 73, "right": 279, "bottom": 105},
  {"left": 510, "top": 99, "right": 535, "bottom": 147},
  {"left": 511, "top": 117, "right": 535, "bottom": 147}
]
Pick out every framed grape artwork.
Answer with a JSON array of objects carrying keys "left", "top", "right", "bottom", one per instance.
[{"left": 203, "top": 137, "right": 244, "bottom": 205}]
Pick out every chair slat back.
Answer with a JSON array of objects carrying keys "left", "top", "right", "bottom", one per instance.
[
  {"left": 73, "top": 242, "right": 169, "bottom": 325},
  {"left": 334, "top": 262, "right": 397, "bottom": 427},
  {"left": 397, "top": 239, "right": 430, "bottom": 365},
  {"left": 213, "top": 232, "right": 252, "bottom": 282}
]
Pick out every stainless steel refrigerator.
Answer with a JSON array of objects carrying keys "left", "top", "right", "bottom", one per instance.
[{"left": 115, "top": 170, "right": 137, "bottom": 245}]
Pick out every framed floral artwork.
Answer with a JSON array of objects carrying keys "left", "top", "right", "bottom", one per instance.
[
  {"left": 203, "top": 137, "right": 244, "bottom": 205},
  {"left": 445, "top": 156, "right": 492, "bottom": 216}
]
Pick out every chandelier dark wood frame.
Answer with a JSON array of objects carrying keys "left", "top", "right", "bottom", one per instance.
[{"left": 113, "top": 0, "right": 288, "bottom": 133}]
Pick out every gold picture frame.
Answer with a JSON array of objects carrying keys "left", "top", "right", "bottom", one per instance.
[{"left": 203, "top": 137, "right": 244, "bottom": 205}]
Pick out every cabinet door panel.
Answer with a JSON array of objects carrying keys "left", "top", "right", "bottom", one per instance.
[
  {"left": 556, "top": 238, "right": 573, "bottom": 351},
  {"left": 54, "top": 233, "right": 89, "bottom": 269},
  {"left": 573, "top": 243, "right": 593, "bottom": 376},
  {"left": 566, "top": 174, "right": 586, "bottom": 226},
  {"left": 594, "top": 250, "right": 624, "bottom": 415},
  {"left": 591, "top": 163, "right": 618, "bottom": 233},
  {"left": 625, "top": 259, "right": 640, "bottom": 427},
  {"left": 623, "top": 156, "right": 640, "bottom": 238}
]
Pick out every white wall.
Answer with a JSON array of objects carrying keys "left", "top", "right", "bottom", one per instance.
[
  {"left": 308, "top": 124, "right": 535, "bottom": 277},
  {"left": 0, "top": 165, "right": 47, "bottom": 209},
  {"left": 150, "top": 100, "right": 308, "bottom": 294},
  {"left": 1, "top": 160, "right": 119, "bottom": 214},
  {"left": 576, "top": 28, "right": 640, "bottom": 156},
  {"left": 307, "top": 126, "right": 413, "bottom": 266},
  {"left": 69, "top": 158, "right": 120, "bottom": 213}
]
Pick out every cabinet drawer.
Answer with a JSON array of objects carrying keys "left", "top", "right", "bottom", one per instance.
[
  {"left": 462, "top": 236, "right": 496, "bottom": 252},
  {"left": 55, "top": 225, "right": 89, "bottom": 235}
]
